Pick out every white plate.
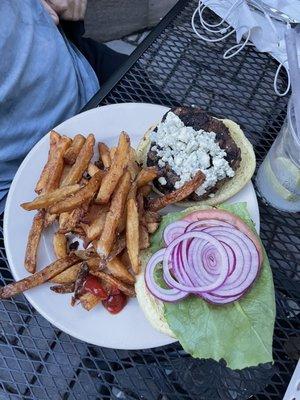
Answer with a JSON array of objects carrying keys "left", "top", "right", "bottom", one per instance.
[{"left": 4, "top": 103, "right": 260, "bottom": 349}]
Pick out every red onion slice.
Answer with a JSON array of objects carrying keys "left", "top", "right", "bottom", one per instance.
[
  {"left": 163, "top": 231, "right": 229, "bottom": 293},
  {"left": 164, "top": 220, "right": 190, "bottom": 245},
  {"left": 145, "top": 249, "right": 188, "bottom": 302}
]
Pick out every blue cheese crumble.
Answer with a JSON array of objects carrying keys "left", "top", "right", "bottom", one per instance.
[{"left": 150, "top": 112, "right": 235, "bottom": 196}]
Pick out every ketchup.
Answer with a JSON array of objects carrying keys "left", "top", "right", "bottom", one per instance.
[
  {"left": 103, "top": 287, "right": 127, "bottom": 314},
  {"left": 83, "top": 275, "right": 127, "bottom": 314},
  {"left": 83, "top": 275, "right": 108, "bottom": 300}
]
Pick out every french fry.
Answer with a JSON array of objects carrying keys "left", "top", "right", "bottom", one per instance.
[
  {"left": 21, "top": 184, "right": 81, "bottom": 211},
  {"left": 64, "top": 134, "right": 86, "bottom": 165},
  {"left": 148, "top": 171, "right": 205, "bottom": 211},
  {"left": 87, "top": 163, "right": 100, "bottom": 177},
  {"left": 110, "top": 147, "right": 116, "bottom": 160},
  {"left": 80, "top": 292, "right": 101, "bottom": 311},
  {"left": 0, "top": 254, "right": 80, "bottom": 299},
  {"left": 50, "top": 283, "right": 75, "bottom": 294},
  {"left": 58, "top": 203, "right": 90, "bottom": 234},
  {"left": 24, "top": 211, "right": 45, "bottom": 273},
  {"left": 80, "top": 203, "right": 106, "bottom": 225},
  {"left": 107, "top": 235, "right": 126, "bottom": 262},
  {"left": 51, "top": 256, "right": 101, "bottom": 284},
  {"left": 126, "top": 197, "right": 140, "bottom": 274},
  {"left": 74, "top": 248, "right": 97, "bottom": 260},
  {"left": 35, "top": 131, "right": 61, "bottom": 194},
  {"left": 139, "top": 224, "right": 150, "bottom": 250},
  {"left": 128, "top": 148, "right": 140, "bottom": 180},
  {"left": 95, "top": 132, "right": 130, "bottom": 203},
  {"left": 71, "top": 262, "right": 89, "bottom": 306},
  {"left": 49, "top": 170, "right": 104, "bottom": 214},
  {"left": 90, "top": 271, "right": 135, "bottom": 297},
  {"left": 135, "top": 167, "right": 158, "bottom": 188},
  {"left": 98, "top": 142, "right": 111, "bottom": 169},
  {"left": 61, "top": 134, "right": 95, "bottom": 186},
  {"left": 144, "top": 210, "right": 161, "bottom": 224},
  {"left": 97, "top": 171, "right": 131, "bottom": 257},
  {"left": 44, "top": 135, "right": 72, "bottom": 193},
  {"left": 83, "top": 206, "right": 108, "bottom": 242},
  {"left": 147, "top": 222, "right": 159, "bottom": 234},
  {"left": 120, "top": 250, "right": 132, "bottom": 270},
  {"left": 53, "top": 232, "right": 68, "bottom": 259},
  {"left": 139, "top": 184, "right": 152, "bottom": 197},
  {"left": 106, "top": 257, "right": 135, "bottom": 285},
  {"left": 117, "top": 211, "right": 126, "bottom": 234}
]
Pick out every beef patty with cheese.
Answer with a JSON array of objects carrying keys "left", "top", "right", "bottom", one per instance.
[
  {"left": 147, "top": 107, "right": 241, "bottom": 200},
  {"left": 137, "top": 106, "right": 256, "bottom": 207}
]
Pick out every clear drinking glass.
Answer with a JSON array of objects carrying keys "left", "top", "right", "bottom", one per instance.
[{"left": 256, "top": 98, "right": 300, "bottom": 212}]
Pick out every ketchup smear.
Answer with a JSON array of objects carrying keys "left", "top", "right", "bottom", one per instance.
[{"left": 83, "top": 274, "right": 127, "bottom": 314}]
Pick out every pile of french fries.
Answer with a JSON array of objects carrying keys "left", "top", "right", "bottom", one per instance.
[{"left": 0, "top": 131, "right": 161, "bottom": 311}]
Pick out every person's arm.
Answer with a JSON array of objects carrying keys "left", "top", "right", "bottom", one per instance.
[{"left": 40, "top": 0, "right": 87, "bottom": 25}]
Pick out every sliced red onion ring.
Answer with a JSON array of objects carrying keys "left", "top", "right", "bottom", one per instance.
[
  {"left": 163, "top": 231, "right": 229, "bottom": 293},
  {"left": 145, "top": 249, "right": 188, "bottom": 302},
  {"left": 164, "top": 220, "right": 190, "bottom": 245}
]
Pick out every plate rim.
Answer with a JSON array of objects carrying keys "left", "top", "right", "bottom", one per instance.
[{"left": 3, "top": 102, "right": 260, "bottom": 349}]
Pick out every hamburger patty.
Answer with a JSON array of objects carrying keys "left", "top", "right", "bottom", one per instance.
[{"left": 146, "top": 107, "right": 242, "bottom": 200}]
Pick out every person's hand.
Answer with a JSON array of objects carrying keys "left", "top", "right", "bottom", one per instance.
[
  {"left": 42, "top": 0, "right": 87, "bottom": 23},
  {"left": 40, "top": 0, "right": 59, "bottom": 25}
]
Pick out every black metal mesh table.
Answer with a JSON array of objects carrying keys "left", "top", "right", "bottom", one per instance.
[{"left": 1, "top": 1, "right": 299, "bottom": 399}]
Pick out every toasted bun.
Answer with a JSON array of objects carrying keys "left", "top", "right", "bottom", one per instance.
[
  {"left": 136, "top": 118, "right": 256, "bottom": 207},
  {"left": 135, "top": 249, "right": 175, "bottom": 337}
]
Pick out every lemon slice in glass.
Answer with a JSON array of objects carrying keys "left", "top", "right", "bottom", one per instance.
[
  {"left": 276, "top": 157, "right": 300, "bottom": 189},
  {"left": 265, "top": 158, "right": 297, "bottom": 201}
]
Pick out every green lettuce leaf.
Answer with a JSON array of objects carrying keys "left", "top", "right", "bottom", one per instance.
[{"left": 150, "top": 203, "right": 275, "bottom": 370}]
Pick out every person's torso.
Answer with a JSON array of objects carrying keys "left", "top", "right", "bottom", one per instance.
[{"left": 0, "top": 0, "right": 99, "bottom": 206}]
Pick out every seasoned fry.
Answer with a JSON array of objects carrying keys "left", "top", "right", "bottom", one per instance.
[
  {"left": 87, "top": 163, "right": 100, "bottom": 177},
  {"left": 44, "top": 135, "right": 72, "bottom": 193},
  {"left": 61, "top": 134, "right": 95, "bottom": 186},
  {"left": 59, "top": 203, "right": 90, "bottom": 234},
  {"left": 106, "top": 257, "right": 135, "bottom": 285},
  {"left": 91, "top": 271, "right": 135, "bottom": 297},
  {"left": 98, "top": 142, "right": 111, "bottom": 169},
  {"left": 97, "top": 171, "right": 131, "bottom": 257},
  {"left": 147, "top": 222, "right": 159, "bottom": 234},
  {"left": 110, "top": 147, "right": 116, "bottom": 160},
  {"left": 117, "top": 211, "right": 126, "bottom": 234},
  {"left": 135, "top": 167, "right": 158, "bottom": 188},
  {"left": 107, "top": 236, "right": 126, "bottom": 262},
  {"left": 144, "top": 210, "right": 161, "bottom": 224},
  {"left": 51, "top": 257, "right": 100, "bottom": 284},
  {"left": 80, "top": 292, "right": 101, "bottom": 311},
  {"left": 0, "top": 254, "right": 80, "bottom": 299},
  {"left": 126, "top": 197, "right": 140, "bottom": 274},
  {"left": 35, "top": 131, "right": 61, "bottom": 194},
  {"left": 21, "top": 184, "right": 81, "bottom": 211},
  {"left": 148, "top": 171, "right": 205, "bottom": 211},
  {"left": 24, "top": 211, "right": 45, "bottom": 273},
  {"left": 120, "top": 250, "right": 132, "bottom": 270},
  {"left": 96, "top": 132, "right": 130, "bottom": 203},
  {"left": 64, "top": 134, "right": 86, "bottom": 165},
  {"left": 74, "top": 248, "right": 97, "bottom": 260},
  {"left": 128, "top": 148, "right": 140, "bottom": 180},
  {"left": 71, "top": 262, "right": 89, "bottom": 306},
  {"left": 50, "top": 283, "right": 75, "bottom": 294},
  {"left": 139, "top": 223, "right": 150, "bottom": 250},
  {"left": 53, "top": 232, "right": 68, "bottom": 259},
  {"left": 49, "top": 170, "right": 104, "bottom": 214},
  {"left": 82, "top": 205, "right": 108, "bottom": 242},
  {"left": 139, "top": 184, "right": 152, "bottom": 197}
]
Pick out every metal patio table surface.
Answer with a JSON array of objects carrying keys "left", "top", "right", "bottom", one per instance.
[{"left": 1, "top": 1, "right": 299, "bottom": 399}]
